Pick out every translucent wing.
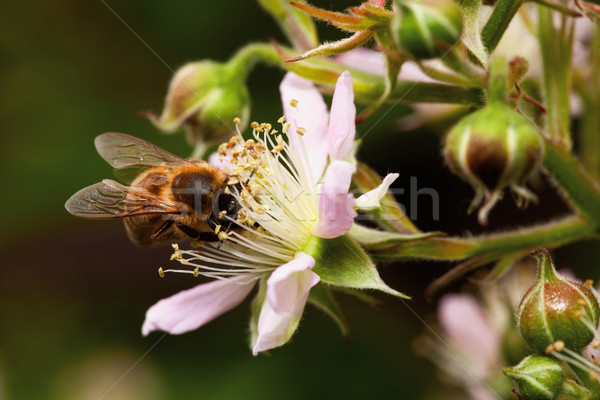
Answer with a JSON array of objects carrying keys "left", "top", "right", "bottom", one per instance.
[
  {"left": 65, "top": 179, "right": 180, "bottom": 219},
  {"left": 95, "top": 132, "right": 192, "bottom": 182}
]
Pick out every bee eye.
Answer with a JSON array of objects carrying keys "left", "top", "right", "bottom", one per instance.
[{"left": 217, "top": 193, "right": 239, "bottom": 218}]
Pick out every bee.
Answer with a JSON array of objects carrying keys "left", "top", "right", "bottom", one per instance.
[{"left": 65, "top": 132, "right": 241, "bottom": 247}]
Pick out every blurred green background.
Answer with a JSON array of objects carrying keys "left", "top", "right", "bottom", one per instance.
[{"left": 2, "top": 1, "right": 598, "bottom": 399}]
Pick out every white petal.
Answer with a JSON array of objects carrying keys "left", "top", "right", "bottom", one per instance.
[
  {"left": 142, "top": 275, "right": 256, "bottom": 336},
  {"left": 266, "top": 252, "right": 319, "bottom": 314},
  {"left": 311, "top": 160, "right": 357, "bottom": 239},
  {"left": 328, "top": 71, "right": 356, "bottom": 160},
  {"left": 279, "top": 72, "right": 329, "bottom": 183},
  {"left": 355, "top": 173, "right": 399, "bottom": 210},
  {"left": 252, "top": 259, "right": 318, "bottom": 355}
]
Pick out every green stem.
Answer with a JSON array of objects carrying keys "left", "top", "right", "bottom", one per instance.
[
  {"left": 372, "top": 216, "right": 593, "bottom": 262},
  {"left": 538, "top": 7, "right": 573, "bottom": 147},
  {"left": 228, "top": 43, "right": 282, "bottom": 79},
  {"left": 481, "top": 0, "right": 524, "bottom": 54},
  {"left": 543, "top": 139, "right": 600, "bottom": 223}
]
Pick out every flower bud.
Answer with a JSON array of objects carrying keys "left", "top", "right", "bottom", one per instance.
[
  {"left": 503, "top": 355, "right": 564, "bottom": 400},
  {"left": 391, "top": 0, "right": 463, "bottom": 59},
  {"left": 517, "top": 248, "right": 600, "bottom": 353},
  {"left": 144, "top": 60, "right": 250, "bottom": 156},
  {"left": 443, "top": 103, "right": 544, "bottom": 225}
]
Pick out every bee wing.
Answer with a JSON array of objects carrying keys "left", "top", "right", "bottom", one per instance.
[
  {"left": 65, "top": 179, "right": 180, "bottom": 219},
  {"left": 95, "top": 133, "right": 194, "bottom": 182}
]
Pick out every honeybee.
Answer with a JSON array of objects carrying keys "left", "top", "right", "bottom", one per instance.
[{"left": 65, "top": 132, "right": 241, "bottom": 246}]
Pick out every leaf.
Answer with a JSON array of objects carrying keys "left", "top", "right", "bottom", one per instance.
[
  {"left": 305, "top": 234, "right": 410, "bottom": 299},
  {"left": 308, "top": 284, "right": 350, "bottom": 339}
]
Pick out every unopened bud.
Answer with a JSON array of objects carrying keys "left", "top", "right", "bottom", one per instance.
[
  {"left": 144, "top": 60, "right": 250, "bottom": 155},
  {"left": 517, "top": 248, "right": 600, "bottom": 353},
  {"left": 443, "top": 103, "right": 544, "bottom": 225},
  {"left": 391, "top": 0, "right": 463, "bottom": 59},
  {"left": 503, "top": 355, "right": 564, "bottom": 400}
]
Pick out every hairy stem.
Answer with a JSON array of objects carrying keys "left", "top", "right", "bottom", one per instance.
[{"left": 481, "top": 0, "right": 524, "bottom": 54}]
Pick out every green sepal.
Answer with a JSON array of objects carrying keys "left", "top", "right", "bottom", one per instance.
[
  {"left": 257, "top": 0, "right": 319, "bottom": 51},
  {"left": 558, "top": 379, "right": 594, "bottom": 400},
  {"left": 349, "top": 223, "right": 445, "bottom": 251},
  {"left": 249, "top": 276, "right": 268, "bottom": 351},
  {"left": 304, "top": 234, "right": 410, "bottom": 299},
  {"left": 307, "top": 284, "right": 350, "bottom": 339},
  {"left": 273, "top": 43, "right": 484, "bottom": 107},
  {"left": 503, "top": 355, "right": 564, "bottom": 400}
]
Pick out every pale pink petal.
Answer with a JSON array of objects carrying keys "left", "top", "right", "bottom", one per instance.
[
  {"left": 266, "top": 252, "right": 319, "bottom": 314},
  {"left": 311, "top": 160, "right": 357, "bottom": 239},
  {"left": 336, "top": 48, "right": 436, "bottom": 83},
  {"left": 142, "top": 275, "right": 256, "bottom": 336},
  {"left": 208, "top": 151, "right": 234, "bottom": 173},
  {"left": 336, "top": 48, "right": 386, "bottom": 77},
  {"left": 252, "top": 257, "right": 318, "bottom": 355},
  {"left": 355, "top": 173, "right": 399, "bottom": 210},
  {"left": 328, "top": 71, "right": 356, "bottom": 160},
  {"left": 280, "top": 72, "right": 329, "bottom": 182},
  {"left": 438, "top": 294, "right": 500, "bottom": 364}
]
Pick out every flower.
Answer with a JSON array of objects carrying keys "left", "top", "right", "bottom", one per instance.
[{"left": 142, "top": 71, "right": 401, "bottom": 355}]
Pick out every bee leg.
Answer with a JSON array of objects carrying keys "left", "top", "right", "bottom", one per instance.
[
  {"left": 175, "top": 223, "right": 219, "bottom": 242},
  {"left": 151, "top": 219, "right": 175, "bottom": 240}
]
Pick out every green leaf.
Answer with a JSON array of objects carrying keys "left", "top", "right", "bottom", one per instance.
[
  {"left": 304, "top": 235, "right": 410, "bottom": 299},
  {"left": 349, "top": 223, "right": 445, "bottom": 250},
  {"left": 307, "top": 284, "right": 349, "bottom": 339}
]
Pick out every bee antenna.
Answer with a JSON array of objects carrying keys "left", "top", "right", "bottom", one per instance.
[{"left": 244, "top": 169, "right": 257, "bottom": 187}]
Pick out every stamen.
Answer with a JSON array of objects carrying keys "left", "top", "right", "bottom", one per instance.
[
  {"left": 233, "top": 117, "right": 241, "bottom": 125},
  {"left": 158, "top": 267, "right": 165, "bottom": 278},
  {"left": 289, "top": 99, "right": 298, "bottom": 107}
]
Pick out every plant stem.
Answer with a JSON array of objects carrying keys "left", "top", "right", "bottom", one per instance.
[
  {"left": 372, "top": 216, "right": 593, "bottom": 262},
  {"left": 481, "top": 0, "right": 524, "bottom": 54},
  {"left": 543, "top": 138, "right": 600, "bottom": 223},
  {"left": 228, "top": 43, "right": 282, "bottom": 79},
  {"left": 538, "top": 7, "right": 573, "bottom": 147}
]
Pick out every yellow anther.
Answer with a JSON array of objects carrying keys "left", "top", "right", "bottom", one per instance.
[
  {"left": 586, "top": 279, "right": 594, "bottom": 288},
  {"left": 246, "top": 139, "right": 255, "bottom": 146},
  {"left": 278, "top": 116, "right": 285, "bottom": 124},
  {"left": 228, "top": 178, "right": 239, "bottom": 185},
  {"left": 193, "top": 267, "right": 200, "bottom": 277},
  {"left": 251, "top": 121, "right": 259, "bottom": 129},
  {"left": 290, "top": 99, "right": 298, "bottom": 107},
  {"left": 545, "top": 344, "right": 554, "bottom": 354},
  {"left": 218, "top": 231, "right": 229, "bottom": 241},
  {"left": 219, "top": 210, "right": 227, "bottom": 218},
  {"left": 283, "top": 122, "right": 291, "bottom": 134},
  {"left": 254, "top": 205, "right": 268, "bottom": 214},
  {"left": 214, "top": 225, "right": 222, "bottom": 234},
  {"left": 296, "top": 127, "right": 306, "bottom": 136},
  {"left": 593, "top": 339, "right": 600, "bottom": 349},
  {"left": 553, "top": 340, "right": 565, "bottom": 352},
  {"left": 158, "top": 267, "right": 165, "bottom": 278},
  {"left": 224, "top": 186, "right": 231, "bottom": 195},
  {"left": 233, "top": 117, "right": 241, "bottom": 125}
]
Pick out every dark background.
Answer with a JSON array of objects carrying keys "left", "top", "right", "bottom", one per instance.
[{"left": 2, "top": 1, "right": 597, "bottom": 399}]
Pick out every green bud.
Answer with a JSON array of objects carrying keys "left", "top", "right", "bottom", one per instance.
[
  {"left": 145, "top": 60, "right": 250, "bottom": 156},
  {"left": 517, "top": 248, "right": 600, "bottom": 353},
  {"left": 503, "top": 355, "right": 564, "bottom": 400},
  {"left": 391, "top": 0, "right": 463, "bottom": 59},
  {"left": 443, "top": 102, "right": 544, "bottom": 225}
]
